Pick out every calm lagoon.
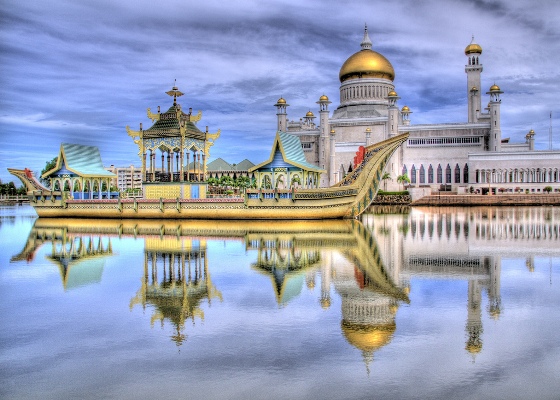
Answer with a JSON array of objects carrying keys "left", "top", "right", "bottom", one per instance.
[{"left": 1, "top": 205, "right": 559, "bottom": 400}]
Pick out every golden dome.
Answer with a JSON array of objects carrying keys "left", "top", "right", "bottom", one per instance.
[
  {"left": 339, "top": 49, "right": 395, "bottom": 82},
  {"left": 388, "top": 90, "right": 398, "bottom": 97},
  {"left": 401, "top": 105, "right": 410, "bottom": 112},
  {"left": 305, "top": 110, "right": 315, "bottom": 117},
  {"left": 471, "top": 86, "right": 478, "bottom": 92},
  {"left": 489, "top": 84, "right": 501, "bottom": 91},
  {"left": 465, "top": 37, "right": 482, "bottom": 55},
  {"left": 341, "top": 321, "right": 396, "bottom": 353},
  {"left": 276, "top": 97, "right": 286, "bottom": 104},
  {"left": 319, "top": 94, "right": 329, "bottom": 101}
]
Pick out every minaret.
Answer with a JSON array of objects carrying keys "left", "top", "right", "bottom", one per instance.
[
  {"left": 401, "top": 106, "right": 412, "bottom": 126},
  {"left": 329, "top": 129, "right": 337, "bottom": 184},
  {"left": 526, "top": 129, "right": 535, "bottom": 151},
  {"left": 274, "top": 97, "right": 289, "bottom": 132},
  {"left": 317, "top": 94, "right": 331, "bottom": 187},
  {"left": 465, "top": 36, "right": 483, "bottom": 123},
  {"left": 386, "top": 90, "right": 400, "bottom": 138},
  {"left": 487, "top": 84, "right": 503, "bottom": 152}
]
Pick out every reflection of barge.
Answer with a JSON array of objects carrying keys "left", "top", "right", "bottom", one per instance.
[{"left": 9, "top": 133, "right": 407, "bottom": 219}]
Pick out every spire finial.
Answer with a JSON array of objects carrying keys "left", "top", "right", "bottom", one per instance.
[
  {"left": 361, "top": 24, "right": 372, "bottom": 50},
  {"left": 165, "top": 81, "right": 184, "bottom": 106}
]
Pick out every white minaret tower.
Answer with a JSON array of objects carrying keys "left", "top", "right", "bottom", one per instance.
[
  {"left": 487, "top": 84, "right": 503, "bottom": 152},
  {"left": 317, "top": 95, "right": 331, "bottom": 187},
  {"left": 386, "top": 90, "right": 400, "bottom": 138},
  {"left": 274, "top": 97, "right": 289, "bottom": 132},
  {"left": 465, "top": 36, "right": 483, "bottom": 123}
]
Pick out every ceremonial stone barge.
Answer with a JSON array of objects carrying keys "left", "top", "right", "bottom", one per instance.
[{"left": 9, "top": 85, "right": 408, "bottom": 220}]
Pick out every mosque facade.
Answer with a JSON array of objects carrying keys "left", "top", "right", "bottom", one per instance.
[{"left": 277, "top": 27, "right": 560, "bottom": 193}]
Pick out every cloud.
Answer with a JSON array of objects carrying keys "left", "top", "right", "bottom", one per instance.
[{"left": 1, "top": 0, "right": 560, "bottom": 183}]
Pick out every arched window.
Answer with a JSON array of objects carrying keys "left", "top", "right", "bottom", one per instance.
[
  {"left": 402, "top": 165, "right": 407, "bottom": 176},
  {"left": 437, "top": 164, "right": 443, "bottom": 184},
  {"left": 428, "top": 165, "right": 434, "bottom": 184},
  {"left": 454, "top": 164, "right": 461, "bottom": 183},
  {"left": 419, "top": 165, "right": 425, "bottom": 184},
  {"left": 463, "top": 164, "right": 469, "bottom": 183},
  {"left": 446, "top": 164, "right": 452, "bottom": 183},
  {"left": 410, "top": 165, "right": 416, "bottom": 184}
]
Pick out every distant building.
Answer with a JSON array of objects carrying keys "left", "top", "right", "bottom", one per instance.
[
  {"left": 207, "top": 158, "right": 255, "bottom": 180},
  {"left": 105, "top": 165, "right": 142, "bottom": 191}
]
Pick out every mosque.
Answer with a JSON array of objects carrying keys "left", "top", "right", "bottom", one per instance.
[{"left": 277, "top": 26, "right": 560, "bottom": 193}]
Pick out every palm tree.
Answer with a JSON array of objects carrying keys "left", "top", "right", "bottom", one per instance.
[
  {"left": 396, "top": 174, "right": 410, "bottom": 190},
  {"left": 381, "top": 172, "right": 392, "bottom": 191}
]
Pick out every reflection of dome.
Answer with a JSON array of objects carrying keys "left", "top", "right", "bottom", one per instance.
[
  {"left": 320, "top": 297, "right": 331, "bottom": 309},
  {"left": 465, "top": 342, "right": 483, "bottom": 354},
  {"left": 465, "top": 37, "right": 482, "bottom": 55},
  {"left": 339, "top": 50, "right": 395, "bottom": 82},
  {"left": 341, "top": 321, "right": 396, "bottom": 353}
]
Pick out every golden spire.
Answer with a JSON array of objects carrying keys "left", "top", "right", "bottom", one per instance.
[{"left": 165, "top": 80, "right": 184, "bottom": 105}]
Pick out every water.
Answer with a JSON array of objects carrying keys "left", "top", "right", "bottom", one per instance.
[{"left": 1, "top": 205, "right": 559, "bottom": 400}]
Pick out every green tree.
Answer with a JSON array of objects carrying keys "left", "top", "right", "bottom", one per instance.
[
  {"left": 41, "top": 156, "right": 58, "bottom": 177},
  {"left": 544, "top": 186, "right": 552, "bottom": 193},
  {"left": 396, "top": 174, "right": 410, "bottom": 190},
  {"left": 381, "top": 172, "right": 392, "bottom": 191}
]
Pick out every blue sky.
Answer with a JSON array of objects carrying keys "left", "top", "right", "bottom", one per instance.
[{"left": 1, "top": 0, "right": 559, "bottom": 184}]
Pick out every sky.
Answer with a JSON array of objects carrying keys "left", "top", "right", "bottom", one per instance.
[{"left": 1, "top": 0, "right": 559, "bottom": 184}]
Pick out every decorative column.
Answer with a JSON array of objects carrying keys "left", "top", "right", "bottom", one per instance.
[
  {"left": 329, "top": 129, "right": 336, "bottom": 185},
  {"left": 186, "top": 152, "right": 190, "bottom": 181}
]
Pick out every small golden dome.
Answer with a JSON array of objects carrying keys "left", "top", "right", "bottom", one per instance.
[
  {"left": 305, "top": 110, "right": 315, "bottom": 117},
  {"left": 489, "top": 84, "right": 500, "bottom": 91},
  {"left": 341, "top": 321, "right": 396, "bottom": 353},
  {"left": 471, "top": 86, "right": 478, "bottom": 92},
  {"left": 319, "top": 94, "right": 329, "bottom": 101},
  {"left": 339, "top": 49, "right": 395, "bottom": 82},
  {"left": 401, "top": 105, "right": 410, "bottom": 112},
  {"left": 320, "top": 298, "right": 331, "bottom": 309},
  {"left": 388, "top": 90, "right": 398, "bottom": 97},
  {"left": 465, "top": 37, "right": 483, "bottom": 55},
  {"left": 276, "top": 97, "right": 286, "bottom": 104}
]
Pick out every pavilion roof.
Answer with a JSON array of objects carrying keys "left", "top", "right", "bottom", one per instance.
[
  {"left": 42, "top": 143, "right": 116, "bottom": 179},
  {"left": 143, "top": 105, "right": 205, "bottom": 140},
  {"left": 249, "top": 131, "right": 325, "bottom": 173}
]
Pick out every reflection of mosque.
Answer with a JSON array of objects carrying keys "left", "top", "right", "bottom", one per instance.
[
  {"left": 363, "top": 206, "right": 559, "bottom": 357},
  {"left": 247, "top": 220, "right": 410, "bottom": 372},
  {"left": 129, "top": 236, "right": 222, "bottom": 346},
  {"left": 11, "top": 222, "right": 113, "bottom": 290}
]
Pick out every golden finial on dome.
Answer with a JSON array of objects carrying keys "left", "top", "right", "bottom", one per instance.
[{"left": 465, "top": 35, "right": 483, "bottom": 55}]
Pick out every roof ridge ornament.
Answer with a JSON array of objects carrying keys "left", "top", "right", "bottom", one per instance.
[
  {"left": 165, "top": 79, "right": 184, "bottom": 105},
  {"left": 361, "top": 24, "right": 372, "bottom": 50}
]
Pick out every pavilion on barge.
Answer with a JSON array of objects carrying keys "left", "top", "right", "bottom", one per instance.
[{"left": 126, "top": 84, "right": 220, "bottom": 199}]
